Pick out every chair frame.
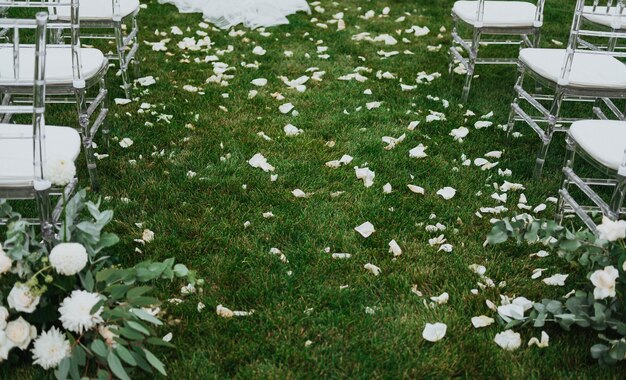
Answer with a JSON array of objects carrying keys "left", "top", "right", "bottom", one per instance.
[
  {"left": 449, "top": 0, "right": 547, "bottom": 102},
  {"left": 557, "top": 124, "right": 626, "bottom": 232},
  {"left": 507, "top": 0, "right": 626, "bottom": 177},
  {"left": 579, "top": 1, "right": 626, "bottom": 51},
  {"left": 0, "top": 12, "right": 78, "bottom": 242},
  {"left": 51, "top": 0, "right": 140, "bottom": 98},
  {"left": 0, "top": 0, "right": 110, "bottom": 191}
]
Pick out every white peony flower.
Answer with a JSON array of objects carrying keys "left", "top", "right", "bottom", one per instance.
[
  {"left": 494, "top": 330, "right": 521, "bottom": 351},
  {"left": 5, "top": 317, "right": 36, "bottom": 350},
  {"left": 31, "top": 327, "right": 71, "bottom": 369},
  {"left": 58, "top": 290, "right": 104, "bottom": 333},
  {"left": 45, "top": 158, "right": 76, "bottom": 186},
  {"left": 422, "top": 322, "right": 447, "bottom": 342},
  {"left": 0, "top": 245, "right": 11, "bottom": 274},
  {"left": 49, "top": 243, "right": 88, "bottom": 276},
  {"left": 0, "top": 307, "right": 8, "bottom": 330},
  {"left": 590, "top": 266, "right": 619, "bottom": 300},
  {"left": 8, "top": 283, "right": 40, "bottom": 313},
  {"left": 596, "top": 217, "right": 626, "bottom": 241}
]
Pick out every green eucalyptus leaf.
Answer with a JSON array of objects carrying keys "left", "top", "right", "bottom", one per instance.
[
  {"left": 115, "top": 345, "right": 138, "bottom": 367},
  {"left": 91, "top": 339, "right": 109, "bottom": 359},
  {"left": 127, "top": 320, "right": 150, "bottom": 335},
  {"left": 55, "top": 357, "right": 71, "bottom": 380},
  {"left": 173, "top": 263, "right": 189, "bottom": 277},
  {"left": 107, "top": 351, "right": 131, "bottom": 380},
  {"left": 126, "top": 286, "right": 152, "bottom": 300},
  {"left": 131, "top": 308, "right": 163, "bottom": 326},
  {"left": 143, "top": 348, "right": 167, "bottom": 376}
]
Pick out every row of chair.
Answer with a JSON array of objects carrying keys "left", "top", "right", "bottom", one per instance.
[
  {"left": 0, "top": 0, "right": 140, "bottom": 241},
  {"left": 450, "top": 0, "right": 626, "bottom": 233}
]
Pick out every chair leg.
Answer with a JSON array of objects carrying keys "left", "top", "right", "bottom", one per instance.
[
  {"left": 75, "top": 87, "right": 99, "bottom": 191},
  {"left": 100, "top": 77, "right": 111, "bottom": 149},
  {"left": 532, "top": 29, "right": 543, "bottom": 93},
  {"left": 461, "top": 29, "right": 482, "bottom": 103},
  {"left": 448, "top": 18, "right": 459, "bottom": 74},
  {"left": 114, "top": 21, "right": 131, "bottom": 99},
  {"left": 556, "top": 135, "right": 577, "bottom": 224},
  {"left": 507, "top": 66, "right": 526, "bottom": 137},
  {"left": 34, "top": 180, "right": 54, "bottom": 243},
  {"left": 131, "top": 16, "right": 140, "bottom": 78},
  {"left": 533, "top": 89, "right": 565, "bottom": 178},
  {"left": 608, "top": 29, "right": 618, "bottom": 52},
  {"left": 609, "top": 174, "right": 626, "bottom": 220}
]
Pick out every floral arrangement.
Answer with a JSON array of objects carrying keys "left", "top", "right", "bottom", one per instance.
[
  {"left": 487, "top": 214, "right": 626, "bottom": 365},
  {"left": 0, "top": 190, "right": 196, "bottom": 379}
]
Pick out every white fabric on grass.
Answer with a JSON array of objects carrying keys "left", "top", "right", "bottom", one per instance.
[{"left": 158, "top": 0, "right": 310, "bottom": 29}]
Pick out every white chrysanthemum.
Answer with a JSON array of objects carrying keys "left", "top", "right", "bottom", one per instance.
[
  {"left": 31, "top": 327, "right": 70, "bottom": 369},
  {"left": 45, "top": 158, "right": 76, "bottom": 187},
  {"left": 49, "top": 243, "right": 88, "bottom": 276},
  {"left": 58, "top": 290, "right": 104, "bottom": 333}
]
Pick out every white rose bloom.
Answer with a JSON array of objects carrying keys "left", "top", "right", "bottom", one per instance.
[
  {"left": 590, "top": 266, "right": 620, "bottom": 300},
  {"left": 58, "top": 290, "right": 104, "bottom": 333},
  {"left": 494, "top": 329, "right": 522, "bottom": 351},
  {"left": 0, "top": 330, "right": 14, "bottom": 361},
  {"left": 31, "top": 327, "right": 71, "bottom": 369},
  {"left": 7, "top": 283, "right": 40, "bottom": 313},
  {"left": 5, "top": 317, "right": 36, "bottom": 350},
  {"left": 596, "top": 217, "right": 626, "bottom": 242},
  {"left": 0, "top": 245, "right": 11, "bottom": 274},
  {"left": 49, "top": 243, "right": 88, "bottom": 276},
  {"left": 45, "top": 158, "right": 76, "bottom": 187},
  {"left": 0, "top": 307, "right": 8, "bottom": 330}
]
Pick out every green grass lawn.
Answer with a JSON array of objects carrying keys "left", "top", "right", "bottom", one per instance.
[{"left": 3, "top": 0, "right": 625, "bottom": 378}]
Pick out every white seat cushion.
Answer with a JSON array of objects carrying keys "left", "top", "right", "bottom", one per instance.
[
  {"left": 54, "top": 0, "right": 140, "bottom": 21},
  {"left": 583, "top": 6, "right": 626, "bottom": 30},
  {"left": 570, "top": 120, "right": 626, "bottom": 171},
  {"left": 453, "top": 1, "right": 538, "bottom": 28},
  {"left": 0, "top": 46, "right": 106, "bottom": 86},
  {"left": 0, "top": 123, "right": 81, "bottom": 187},
  {"left": 519, "top": 48, "right": 626, "bottom": 90}
]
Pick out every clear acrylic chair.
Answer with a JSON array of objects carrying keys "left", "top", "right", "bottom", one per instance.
[
  {"left": 0, "top": 12, "right": 81, "bottom": 242},
  {"left": 0, "top": 0, "right": 110, "bottom": 191},
  {"left": 52, "top": 0, "right": 141, "bottom": 98},
  {"left": 449, "top": 0, "right": 547, "bottom": 102},
  {"left": 579, "top": 1, "right": 625, "bottom": 51},
  {"left": 557, "top": 120, "right": 626, "bottom": 232},
  {"left": 508, "top": 0, "right": 626, "bottom": 177}
]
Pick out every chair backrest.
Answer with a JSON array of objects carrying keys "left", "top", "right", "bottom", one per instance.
[
  {"left": 0, "top": 0, "right": 85, "bottom": 87},
  {"left": 559, "top": 0, "right": 626, "bottom": 85},
  {"left": 0, "top": 12, "right": 48, "bottom": 187},
  {"left": 475, "top": 0, "right": 547, "bottom": 27}
]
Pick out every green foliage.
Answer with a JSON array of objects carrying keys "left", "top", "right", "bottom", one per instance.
[
  {"left": 0, "top": 192, "right": 197, "bottom": 379},
  {"left": 487, "top": 214, "right": 626, "bottom": 365}
]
